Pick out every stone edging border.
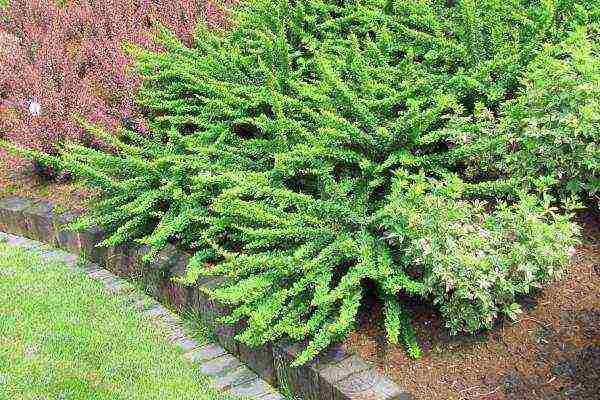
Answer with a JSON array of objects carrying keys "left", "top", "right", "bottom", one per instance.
[
  {"left": 0, "top": 196, "right": 412, "bottom": 400},
  {"left": 0, "top": 231, "right": 283, "bottom": 400}
]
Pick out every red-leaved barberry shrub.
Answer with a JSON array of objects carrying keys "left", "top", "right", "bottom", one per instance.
[{"left": 0, "top": 0, "right": 229, "bottom": 173}]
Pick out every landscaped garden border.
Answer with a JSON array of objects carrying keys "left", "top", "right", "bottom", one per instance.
[{"left": 0, "top": 195, "right": 412, "bottom": 400}]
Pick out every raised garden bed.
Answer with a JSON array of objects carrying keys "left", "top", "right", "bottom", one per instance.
[
  {"left": 1, "top": 161, "right": 599, "bottom": 400},
  {"left": 0, "top": 194, "right": 411, "bottom": 400},
  {"left": 2, "top": 191, "right": 598, "bottom": 400}
]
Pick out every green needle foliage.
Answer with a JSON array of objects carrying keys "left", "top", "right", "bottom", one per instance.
[{"left": 5, "top": 0, "right": 590, "bottom": 365}]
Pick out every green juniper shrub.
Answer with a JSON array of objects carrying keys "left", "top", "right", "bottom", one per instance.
[{"left": 2, "top": 0, "right": 587, "bottom": 365}]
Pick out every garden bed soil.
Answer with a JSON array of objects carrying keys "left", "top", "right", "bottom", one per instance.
[
  {"left": 3, "top": 161, "right": 599, "bottom": 400},
  {"left": 0, "top": 157, "right": 91, "bottom": 211},
  {"left": 344, "top": 211, "right": 600, "bottom": 400}
]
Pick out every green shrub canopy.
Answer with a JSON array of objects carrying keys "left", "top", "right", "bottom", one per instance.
[
  {"left": 7, "top": 0, "right": 594, "bottom": 364},
  {"left": 499, "top": 26, "right": 600, "bottom": 203}
]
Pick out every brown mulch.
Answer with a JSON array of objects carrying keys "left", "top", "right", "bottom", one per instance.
[{"left": 344, "top": 211, "right": 600, "bottom": 400}]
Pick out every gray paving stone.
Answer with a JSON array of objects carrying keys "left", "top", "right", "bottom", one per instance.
[
  {"left": 99, "top": 274, "right": 118, "bottom": 286},
  {"left": 8, "top": 235, "right": 43, "bottom": 251},
  {"left": 131, "top": 296, "right": 154, "bottom": 311},
  {"left": 166, "top": 327, "right": 187, "bottom": 342},
  {"left": 105, "top": 278, "right": 134, "bottom": 295},
  {"left": 227, "top": 377, "right": 277, "bottom": 399},
  {"left": 208, "top": 365, "right": 257, "bottom": 390},
  {"left": 156, "top": 310, "right": 180, "bottom": 325},
  {"left": 199, "top": 354, "right": 242, "bottom": 379},
  {"left": 103, "top": 276, "right": 120, "bottom": 286},
  {"left": 334, "top": 369, "right": 410, "bottom": 400},
  {"left": 80, "top": 262, "right": 101, "bottom": 273},
  {"left": 184, "top": 343, "right": 227, "bottom": 364},
  {"left": 320, "top": 354, "right": 371, "bottom": 384},
  {"left": 38, "top": 249, "right": 78, "bottom": 269},
  {"left": 87, "top": 268, "right": 113, "bottom": 281},
  {"left": 85, "top": 266, "right": 102, "bottom": 278}
]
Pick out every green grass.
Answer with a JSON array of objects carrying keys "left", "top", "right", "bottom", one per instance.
[{"left": 0, "top": 243, "right": 234, "bottom": 400}]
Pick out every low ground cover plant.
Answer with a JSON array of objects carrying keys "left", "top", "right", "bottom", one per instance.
[
  {"left": 3, "top": 0, "right": 593, "bottom": 365},
  {"left": 0, "top": 0, "right": 228, "bottom": 176}
]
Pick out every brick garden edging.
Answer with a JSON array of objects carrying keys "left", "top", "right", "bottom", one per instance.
[
  {"left": 0, "top": 195, "right": 413, "bottom": 400},
  {"left": 0, "top": 231, "right": 283, "bottom": 400}
]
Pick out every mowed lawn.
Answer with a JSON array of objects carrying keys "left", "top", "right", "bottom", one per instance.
[{"left": 0, "top": 242, "right": 233, "bottom": 400}]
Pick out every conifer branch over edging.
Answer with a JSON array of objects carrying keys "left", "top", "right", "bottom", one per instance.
[{"left": 0, "top": 195, "right": 412, "bottom": 400}]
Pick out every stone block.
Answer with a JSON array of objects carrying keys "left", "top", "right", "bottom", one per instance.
[
  {"left": 6, "top": 234, "right": 44, "bottom": 251},
  {"left": 172, "top": 337, "right": 199, "bottom": 354},
  {"left": 132, "top": 296, "right": 154, "bottom": 311},
  {"left": 165, "top": 251, "right": 191, "bottom": 312},
  {"left": 319, "top": 354, "right": 371, "bottom": 388},
  {"left": 54, "top": 211, "right": 80, "bottom": 254},
  {"left": 104, "top": 243, "right": 131, "bottom": 276},
  {"left": 0, "top": 196, "right": 33, "bottom": 236},
  {"left": 213, "top": 318, "right": 243, "bottom": 356},
  {"left": 184, "top": 343, "right": 227, "bottom": 364},
  {"left": 209, "top": 365, "right": 257, "bottom": 391},
  {"left": 334, "top": 369, "right": 413, "bottom": 400},
  {"left": 273, "top": 340, "right": 319, "bottom": 400},
  {"left": 105, "top": 278, "right": 134, "bottom": 295},
  {"left": 273, "top": 341, "right": 349, "bottom": 400},
  {"left": 38, "top": 249, "right": 78, "bottom": 270},
  {"left": 21, "top": 200, "right": 56, "bottom": 244},
  {"left": 227, "top": 377, "right": 278, "bottom": 399},
  {"left": 257, "top": 393, "right": 284, "bottom": 400},
  {"left": 87, "top": 268, "right": 114, "bottom": 282},
  {"left": 187, "top": 278, "right": 215, "bottom": 317},
  {"left": 238, "top": 342, "right": 276, "bottom": 385},
  {"left": 78, "top": 226, "right": 107, "bottom": 264},
  {"left": 272, "top": 340, "right": 410, "bottom": 400},
  {"left": 143, "top": 304, "right": 170, "bottom": 320},
  {"left": 199, "top": 354, "right": 242, "bottom": 379}
]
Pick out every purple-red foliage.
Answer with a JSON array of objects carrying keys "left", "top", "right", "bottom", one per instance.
[{"left": 0, "top": 0, "right": 228, "bottom": 163}]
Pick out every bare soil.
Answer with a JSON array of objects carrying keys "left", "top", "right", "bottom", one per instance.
[
  {"left": 344, "top": 211, "right": 600, "bottom": 400},
  {"left": 0, "top": 156, "right": 91, "bottom": 211}
]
